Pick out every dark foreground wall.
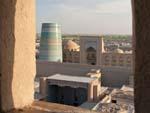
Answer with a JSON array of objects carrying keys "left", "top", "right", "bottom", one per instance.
[
  {"left": 133, "top": 0, "right": 150, "bottom": 112},
  {"left": 36, "top": 61, "right": 132, "bottom": 88}
]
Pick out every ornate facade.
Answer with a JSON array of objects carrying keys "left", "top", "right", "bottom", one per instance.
[{"left": 63, "top": 35, "right": 132, "bottom": 68}]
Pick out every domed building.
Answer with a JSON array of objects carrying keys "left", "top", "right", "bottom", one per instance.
[
  {"left": 61, "top": 35, "right": 132, "bottom": 68},
  {"left": 64, "top": 40, "right": 80, "bottom": 51},
  {"left": 113, "top": 48, "right": 124, "bottom": 54},
  {"left": 102, "top": 47, "right": 132, "bottom": 67},
  {"left": 63, "top": 40, "right": 80, "bottom": 63}
]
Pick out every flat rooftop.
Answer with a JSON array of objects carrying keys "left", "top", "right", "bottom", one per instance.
[
  {"left": 111, "top": 86, "right": 134, "bottom": 102},
  {"left": 47, "top": 74, "right": 96, "bottom": 83}
]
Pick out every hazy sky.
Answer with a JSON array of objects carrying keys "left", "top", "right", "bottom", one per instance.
[{"left": 36, "top": 0, "right": 132, "bottom": 34}]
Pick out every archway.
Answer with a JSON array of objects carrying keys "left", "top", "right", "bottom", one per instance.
[{"left": 86, "top": 47, "right": 96, "bottom": 65}]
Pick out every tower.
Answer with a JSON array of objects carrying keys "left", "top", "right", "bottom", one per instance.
[{"left": 39, "top": 23, "right": 62, "bottom": 62}]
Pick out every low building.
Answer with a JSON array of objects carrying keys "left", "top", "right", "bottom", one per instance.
[
  {"left": 40, "top": 71, "right": 101, "bottom": 106},
  {"left": 110, "top": 85, "right": 134, "bottom": 105},
  {"left": 93, "top": 85, "right": 134, "bottom": 113}
]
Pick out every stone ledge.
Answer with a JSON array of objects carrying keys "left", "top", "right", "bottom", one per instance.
[{"left": 5, "top": 101, "right": 102, "bottom": 113}]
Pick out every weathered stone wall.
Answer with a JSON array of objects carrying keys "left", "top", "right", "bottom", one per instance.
[
  {"left": 133, "top": 0, "right": 150, "bottom": 112},
  {"left": 36, "top": 61, "right": 131, "bottom": 87},
  {"left": 0, "top": 0, "right": 36, "bottom": 111}
]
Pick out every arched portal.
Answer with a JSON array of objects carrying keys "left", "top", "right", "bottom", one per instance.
[{"left": 86, "top": 47, "right": 96, "bottom": 65}]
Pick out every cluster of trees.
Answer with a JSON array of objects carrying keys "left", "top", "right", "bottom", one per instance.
[{"left": 103, "top": 35, "right": 131, "bottom": 41}]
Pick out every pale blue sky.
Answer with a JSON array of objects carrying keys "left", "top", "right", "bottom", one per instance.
[{"left": 36, "top": 0, "right": 132, "bottom": 34}]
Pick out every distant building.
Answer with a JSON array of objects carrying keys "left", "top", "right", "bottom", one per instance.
[
  {"left": 102, "top": 48, "right": 132, "bottom": 68},
  {"left": 80, "top": 35, "right": 104, "bottom": 65},
  {"left": 37, "top": 33, "right": 132, "bottom": 67},
  {"left": 39, "top": 23, "right": 62, "bottom": 62},
  {"left": 63, "top": 40, "right": 80, "bottom": 63},
  {"left": 62, "top": 34, "right": 132, "bottom": 68},
  {"left": 37, "top": 33, "right": 133, "bottom": 88}
]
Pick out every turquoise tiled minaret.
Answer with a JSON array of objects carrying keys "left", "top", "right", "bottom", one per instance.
[{"left": 39, "top": 23, "right": 62, "bottom": 62}]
